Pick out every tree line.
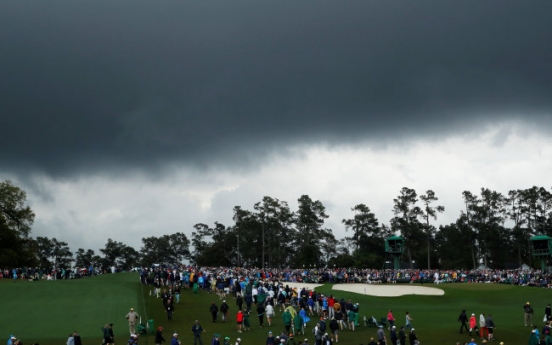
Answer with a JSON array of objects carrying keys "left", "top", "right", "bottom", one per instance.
[{"left": 1, "top": 180, "right": 551, "bottom": 270}]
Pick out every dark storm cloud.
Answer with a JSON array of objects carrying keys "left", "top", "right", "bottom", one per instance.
[{"left": 1, "top": 0, "right": 551, "bottom": 177}]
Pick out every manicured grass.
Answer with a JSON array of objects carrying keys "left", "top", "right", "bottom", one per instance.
[
  {"left": 1, "top": 275, "right": 549, "bottom": 345},
  {"left": 0, "top": 273, "right": 142, "bottom": 345}
]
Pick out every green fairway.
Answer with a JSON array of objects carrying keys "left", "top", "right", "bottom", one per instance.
[
  {"left": 2, "top": 274, "right": 551, "bottom": 345},
  {"left": 0, "top": 273, "right": 142, "bottom": 344}
]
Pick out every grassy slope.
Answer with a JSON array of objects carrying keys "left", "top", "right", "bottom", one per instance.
[
  {"left": 0, "top": 273, "right": 141, "bottom": 344},
  {"left": 1, "top": 275, "right": 549, "bottom": 345}
]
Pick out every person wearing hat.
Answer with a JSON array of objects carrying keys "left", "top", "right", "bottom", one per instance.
[
  {"left": 171, "top": 333, "right": 181, "bottom": 345},
  {"left": 266, "top": 332, "right": 275, "bottom": 345},
  {"left": 221, "top": 300, "right": 230, "bottom": 323},
  {"left": 155, "top": 327, "right": 166, "bottom": 345},
  {"left": 128, "top": 333, "right": 139, "bottom": 345},
  {"left": 390, "top": 326, "right": 398, "bottom": 345},
  {"left": 212, "top": 334, "right": 221, "bottom": 345},
  {"left": 525, "top": 302, "right": 534, "bottom": 327},
  {"left": 223, "top": 336, "right": 231, "bottom": 345},
  {"left": 469, "top": 313, "right": 478, "bottom": 336},
  {"left": 125, "top": 308, "right": 139, "bottom": 336},
  {"left": 408, "top": 329, "right": 417, "bottom": 345},
  {"left": 288, "top": 334, "right": 296, "bottom": 345},
  {"left": 528, "top": 328, "right": 540, "bottom": 345},
  {"left": 7, "top": 336, "right": 16, "bottom": 345},
  {"left": 234, "top": 338, "right": 241, "bottom": 345},
  {"left": 376, "top": 325, "right": 386, "bottom": 345},
  {"left": 192, "top": 320, "right": 206, "bottom": 345}
]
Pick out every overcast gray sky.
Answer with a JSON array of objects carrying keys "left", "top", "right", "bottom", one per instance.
[{"left": 1, "top": 0, "right": 552, "bottom": 254}]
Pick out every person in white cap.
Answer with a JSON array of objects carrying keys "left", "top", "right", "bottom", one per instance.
[
  {"left": 234, "top": 338, "right": 241, "bottom": 345},
  {"left": 125, "top": 308, "right": 139, "bottom": 335},
  {"left": 171, "top": 333, "right": 181, "bottom": 345}
]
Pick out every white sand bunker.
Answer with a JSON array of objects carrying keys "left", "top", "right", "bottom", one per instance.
[{"left": 332, "top": 283, "right": 444, "bottom": 297}]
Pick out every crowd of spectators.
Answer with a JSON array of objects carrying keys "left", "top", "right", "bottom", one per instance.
[
  {"left": 136, "top": 266, "right": 552, "bottom": 289},
  {"left": 3, "top": 265, "right": 552, "bottom": 288},
  {"left": 1, "top": 266, "right": 103, "bottom": 281}
]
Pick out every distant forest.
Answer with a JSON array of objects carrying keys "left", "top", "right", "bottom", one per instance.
[{"left": 2, "top": 180, "right": 552, "bottom": 270}]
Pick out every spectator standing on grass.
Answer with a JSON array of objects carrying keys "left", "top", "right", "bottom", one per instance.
[
  {"left": 288, "top": 334, "right": 297, "bottom": 345},
  {"left": 376, "top": 325, "right": 386, "bottom": 345},
  {"left": 155, "top": 327, "right": 165, "bottom": 345},
  {"left": 387, "top": 310, "right": 395, "bottom": 329},
  {"left": 236, "top": 295, "right": 243, "bottom": 311},
  {"left": 486, "top": 314, "right": 495, "bottom": 341},
  {"left": 479, "top": 314, "right": 488, "bottom": 339},
  {"left": 469, "top": 313, "right": 478, "bottom": 337},
  {"left": 211, "top": 334, "right": 221, "bottom": 345},
  {"left": 458, "top": 310, "right": 469, "bottom": 334},
  {"left": 398, "top": 327, "right": 406, "bottom": 345},
  {"left": 243, "top": 312, "right": 251, "bottom": 331},
  {"left": 236, "top": 310, "right": 244, "bottom": 333},
  {"left": 103, "top": 323, "right": 115, "bottom": 345},
  {"left": 220, "top": 300, "right": 230, "bottom": 323},
  {"left": 390, "top": 326, "right": 397, "bottom": 345},
  {"left": 266, "top": 303, "right": 275, "bottom": 327},
  {"left": 408, "top": 329, "right": 417, "bottom": 345},
  {"left": 405, "top": 312, "right": 413, "bottom": 331},
  {"left": 283, "top": 309, "right": 293, "bottom": 333},
  {"left": 329, "top": 317, "right": 339, "bottom": 343},
  {"left": 528, "top": 329, "right": 539, "bottom": 345},
  {"left": 525, "top": 302, "right": 534, "bottom": 327},
  {"left": 125, "top": 308, "right": 139, "bottom": 336},
  {"left": 73, "top": 332, "right": 82, "bottom": 345},
  {"left": 347, "top": 308, "right": 356, "bottom": 332},
  {"left": 171, "top": 333, "right": 181, "bottom": 345},
  {"left": 546, "top": 304, "right": 552, "bottom": 322},
  {"left": 166, "top": 298, "right": 174, "bottom": 322},
  {"left": 66, "top": 333, "right": 74, "bottom": 345},
  {"left": 192, "top": 320, "right": 205, "bottom": 345},
  {"left": 257, "top": 304, "right": 266, "bottom": 327},
  {"left": 210, "top": 302, "right": 219, "bottom": 323},
  {"left": 266, "top": 332, "right": 275, "bottom": 345},
  {"left": 174, "top": 283, "right": 181, "bottom": 304}
]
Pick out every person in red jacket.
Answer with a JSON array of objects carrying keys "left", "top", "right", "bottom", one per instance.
[
  {"left": 469, "top": 313, "right": 478, "bottom": 336},
  {"left": 387, "top": 309, "right": 395, "bottom": 329},
  {"left": 236, "top": 310, "right": 244, "bottom": 333}
]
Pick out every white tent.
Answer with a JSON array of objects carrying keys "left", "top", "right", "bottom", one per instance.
[
  {"left": 477, "top": 264, "right": 490, "bottom": 270},
  {"left": 520, "top": 263, "right": 531, "bottom": 270}
]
